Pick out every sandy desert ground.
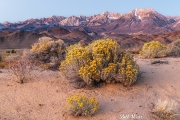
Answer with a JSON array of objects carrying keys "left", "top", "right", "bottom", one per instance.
[{"left": 0, "top": 56, "right": 180, "bottom": 120}]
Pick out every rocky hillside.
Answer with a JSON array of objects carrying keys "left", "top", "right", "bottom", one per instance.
[
  {"left": 0, "top": 28, "right": 95, "bottom": 49},
  {"left": 1, "top": 27, "right": 180, "bottom": 49},
  {"left": 0, "top": 30, "right": 45, "bottom": 49}
]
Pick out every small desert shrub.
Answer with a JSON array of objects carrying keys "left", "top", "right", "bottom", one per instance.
[
  {"left": 0, "top": 61, "right": 8, "bottom": 69},
  {"left": 39, "top": 63, "right": 51, "bottom": 70},
  {"left": 5, "top": 50, "right": 16, "bottom": 54},
  {"left": 0, "top": 54, "right": 2, "bottom": 61},
  {"left": 127, "top": 46, "right": 142, "bottom": 54},
  {"left": 11, "top": 49, "right": 16, "bottom": 53},
  {"left": 0, "top": 54, "right": 7, "bottom": 68},
  {"left": 152, "top": 99, "right": 178, "bottom": 120},
  {"left": 67, "top": 94, "right": 98, "bottom": 116},
  {"left": 8, "top": 52, "right": 36, "bottom": 84},
  {"left": 31, "top": 37, "right": 66, "bottom": 70},
  {"left": 140, "top": 41, "right": 167, "bottom": 59},
  {"left": 6, "top": 51, "right": 10, "bottom": 54},
  {"left": 60, "top": 39, "right": 139, "bottom": 88},
  {"left": 167, "top": 39, "right": 180, "bottom": 57},
  {"left": 128, "top": 50, "right": 140, "bottom": 54}
]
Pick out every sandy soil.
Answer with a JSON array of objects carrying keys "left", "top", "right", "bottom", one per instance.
[{"left": 0, "top": 57, "right": 180, "bottom": 120}]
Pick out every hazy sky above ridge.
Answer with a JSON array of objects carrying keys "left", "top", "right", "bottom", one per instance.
[{"left": 0, "top": 0, "right": 180, "bottom": 23}]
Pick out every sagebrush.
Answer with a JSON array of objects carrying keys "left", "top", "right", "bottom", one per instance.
[
  {"left": 167, "top": 39, "right": 180, "bottom": 57},
  {"left": 31, "top": 37, "right": 66, "bottom": 70},
  {"left": 0, "top": 54, "right": 2, "bottom": 61}
]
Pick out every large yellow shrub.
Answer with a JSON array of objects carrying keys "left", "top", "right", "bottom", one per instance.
[
  {"left": 67, "top": 94, "right": 98, "bottom": 116},
  {"left": 60, "top": 39, "right": 139, "bottom": 88},
  {"left": 140, "top": 41, "right": 167, "bottom": 59}
]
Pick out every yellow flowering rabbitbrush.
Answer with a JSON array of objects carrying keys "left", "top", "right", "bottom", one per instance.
[
  {"left": 118, "top": 53, "right": 139, "bottom": 86},
  {"left": 67, "top": 94, "right": 98, "bottom": 116},
  {"left": 140, "top": 41, "right": 167, "bottom": 59},
  {"left": 60, "top": 38, "right": 139, "bottom": 88},
  {"left": 60, "top": 44, "right": 91, "bottom": 88}
]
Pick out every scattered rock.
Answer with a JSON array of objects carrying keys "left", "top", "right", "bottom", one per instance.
[{"left": 151, "top": 60, "right": 168, "bottom": 64}]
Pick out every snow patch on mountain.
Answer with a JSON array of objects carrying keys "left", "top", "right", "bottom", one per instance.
[
  {"left": 173, "top": 20, "right": 180, "bottom": 27},
  {"left": 135, "top": 10, "right": 137, "bottom": 16}
]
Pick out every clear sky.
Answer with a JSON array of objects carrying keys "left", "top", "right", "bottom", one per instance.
[{"left": 0, "top": 0, "right": 180, "bottom": 23}]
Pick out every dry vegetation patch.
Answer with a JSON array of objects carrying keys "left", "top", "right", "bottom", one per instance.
[
  {"left": 167, "top": 39, "right": 180, "bottom": 57},
  {"left": 152, "top": 99, "right": 178, "bottom": 120},
  {"left": 30, "top": 37, "right": 66, "bottom": 70},
  {"left": 7, "top": 50, "right": 36, "bottom": 84},
  {"left": 1, "top": 38, "right": 180, "bottom": 120}
]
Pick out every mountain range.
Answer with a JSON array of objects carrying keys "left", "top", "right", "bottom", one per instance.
[{"left": 1, "top": 8, "right": 180, "bottom": 49}]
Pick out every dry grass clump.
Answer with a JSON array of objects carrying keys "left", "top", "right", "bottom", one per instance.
[
  {"left": 67, "top": 94, "right": 98, "bottom": 116},
  {"left": 60, "top": 39, "right": 139, "bottom": 88},
  {"left": 167, "top": 39, "right": 180, "bottom": 57},
  {"left": 140, "top": 41, "right": 167, "bottom": 59},
  {"left": 31, "top": 37, "right": 66, "bottom": 70},
  {"left": 152, "top": 99, "right": 178, "bottom": 120}
]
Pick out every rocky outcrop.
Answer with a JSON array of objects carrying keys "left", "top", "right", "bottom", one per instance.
[
  {"left": 59, "top": 16, "right": 87, "bottom": 26},
  {"left": 87, "top": 11, "right": 121, "bottom": 26}
]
